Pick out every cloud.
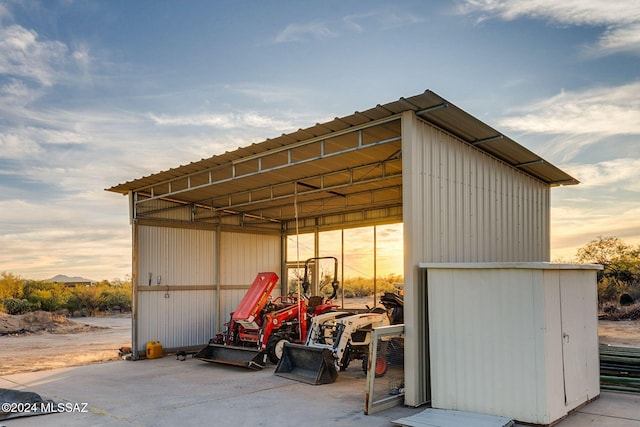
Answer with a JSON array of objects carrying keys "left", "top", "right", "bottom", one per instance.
[
  {"left": 274, "top": 7, "right": 423, "bottom": 43},
  {"left": 499, "top": 82, "right": 640, "bottom": 135},
  {"left": 0, "top": 195, "right": 131, "bottom": 280},
  {"left": 0, "top": 130, "right": 43, "bottom": 159},
  {"left": 565, "top": 158, "right": 640, "bottom": 190},
  {"left": 459, "top": 0, "right": 640, "bottom": 55},
  {"left": 343, "top": 9, "right": 423, "bottom": 32},
  {"left": 0, "top": 24, "right": 69, "bottom": 86},
  {"left": 550, "top": 156, "right": 640, "bottom": 259},
  {"left": 551, "top": 200, "right": 640, "bottom": 260},
  {"left": 274, "top": 22, "right": 337, "bottom": 43},
  {"left": 224, "top": 83, "right": 313, "bottom": 104},
  {"left": 0, "top": 5, "right": 95, "bottom": 94},
  {"left": 0, "top": 3, "right": 10, "bottom": 21},
  {"left": 496, "top": 82, "right": 640, "bottom": 160},
  {"left": 147, "top": 111, "right": 296, "bottom": 132},
  {"left": 597, "top": 22, "right": 640, "bottom": 54},
  {"left": 0, "top": 78, "right": 41, "bottom": 108}
]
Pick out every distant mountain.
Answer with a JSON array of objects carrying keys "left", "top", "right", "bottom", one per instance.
[{"left": 47, "top": 274, "right": 96, "bottom": 284}]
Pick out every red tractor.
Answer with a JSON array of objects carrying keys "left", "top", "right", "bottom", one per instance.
[{"left": 195, "top": 258, "right": 339, "bottom": 370}]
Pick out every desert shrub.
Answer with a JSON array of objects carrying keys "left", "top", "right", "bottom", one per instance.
[
  {"left": 343, "top": 277, "right": 373, "bottom": 297},
  {"left": 0, "top": 272, "right": 24, "bottom": 299},
  {"left": 28, "top": 288, "right": 66, "bottom": 312},
  {"left": 97, "top": 284, "right": 132, "bottom": 312},
  {"left": 620, "top": 293, "right": 634, "bottom": 306},
  {"left": 341, "top": 274, "right": 402, "bottom": 298},
  {"left": 1, "top": 298, "right": 41, "bottom": 315},
  {"left": 68, "top": 286, "right": 101, "bottom": 316},
  {"left": 0, "top": 273, "right": 132, "bottom": 316},
  {"left": 576, "top": 236, "right": 640, "bottom": 304}
]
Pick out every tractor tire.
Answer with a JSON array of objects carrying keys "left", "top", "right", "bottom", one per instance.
[
  {"left": 266, "top": 335, "right": 290, "bottom": 364},
  {"left": 362, "top": 354, "right": 388, "bottom": 378}
]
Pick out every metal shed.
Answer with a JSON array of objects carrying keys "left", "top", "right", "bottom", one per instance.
[
  {"left": 107, "top": 90, "right": 584, "bottom": 412},
  {"left": 421, "top": 262, "right": 601, "bottom": 425}
]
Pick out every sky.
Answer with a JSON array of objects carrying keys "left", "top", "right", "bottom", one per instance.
[{"left": 0, "top": 0, "right": 639, "bottom": 281}]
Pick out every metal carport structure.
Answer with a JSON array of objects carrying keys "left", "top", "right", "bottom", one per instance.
[{"left": 108, "top": 89, "right": 578, "bottom": 406}]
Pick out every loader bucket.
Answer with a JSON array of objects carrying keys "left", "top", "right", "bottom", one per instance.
[
  {"left": 274, "top": 343, "right": 338, "bottom": 385},
  {"left": 194, "top": 343, "right": 267, "bottom": 370}
]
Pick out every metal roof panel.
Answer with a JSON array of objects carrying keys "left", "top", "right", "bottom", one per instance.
[{"left": 108, "top": 90, "right": 577, "bottom": 197}]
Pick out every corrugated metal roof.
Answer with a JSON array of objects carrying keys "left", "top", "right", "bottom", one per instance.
[
  {"left": 107, "top": 90, "right": 578, "bottom": 227},
  {"left": 107, "top": 90, "right": 577, "bottom": 196}
]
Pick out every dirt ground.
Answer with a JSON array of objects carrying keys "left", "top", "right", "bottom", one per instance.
[
  {"left": 0, "top": 312, "right": 637, "bottom": 377},
  {"left": 0, "top": 313, "right": 130, "bottom": 376},
  {"left": 598, "top": 320, "right": 640, "bottom": 347}
]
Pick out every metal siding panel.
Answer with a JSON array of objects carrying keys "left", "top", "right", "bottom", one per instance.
[
  {"left": 505, "top": 170, "right": 512, "bottom": 260},
  {"left": 219, "top": 232, "right": 282, "bottom": 320},
  {"left": 469, "top": 157, "right": 478, "bottom": 261},
  {"left": 219, "top": 232, "right": 280, "bottom": 284},
  {"left": 412, "top": 118, "right": 549, "bottom": 263},
  {"left": 402, "top": 111, "right": 426, "bottom": 406},
  {"left": 137, "top": 199, "right": 192, "bottom": 221},
  {"left": 137, "top": 226, "right": 216, "bottom": 286},
  {"left": 427, "top": 131, "right": 437, "bottom": 261},
  {"left": 556, "top": 269, "right": 601, "bottom": 408},
  {"left": 135, "top": 225, "right": 219, "bottom": 354},
  {"left": 404, "top": 114, "right": 552, "bottom": 407},
  {"left": 462, "top": 152, "right": 471, "bottom": 260},
  {"left": 136, "top": 289, "right": 216, "bottom": 352},
  {"left": 542, "top": 270, "right": 565, "bottom": 422},
  {"left": 428, "top": 268, "right": 548, "bottom": 423},
  {"left": 425, "top": 265, "right": 600, "bottom": 425},
  {"left": 219, "top": 288, "right": 250, "bottom": 324},
  {"left": 582, "top": 270, "right": 601, "bottom": 400}
]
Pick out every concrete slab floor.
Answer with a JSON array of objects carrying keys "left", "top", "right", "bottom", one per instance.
[
  {"left": 0, "top": 356, "right": 423, "bottom": 427},
  {"left": 0, "top": 357, "right": 638, "bottom": 427},
  {"left": 532, "top": 392, "right": 640, "bottom": 427}
]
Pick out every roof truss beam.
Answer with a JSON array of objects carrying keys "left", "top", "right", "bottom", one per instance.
[
  {"left": 136, "top": 137, "right": 401, "bottom": 207},
  {"left": 209, "top": 153, "right": 399, "bottom": 207},
  {"left": 207, "top": 173, "right": 402, "bottom": 217},
  {"left": 135, "top": 115, "right": 401, "bottom": 203},
  {"left": 195, "top": 187, "right": 404, "bottom": 224}
]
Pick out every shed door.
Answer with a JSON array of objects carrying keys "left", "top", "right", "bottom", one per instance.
[{"left": 560, "top": 279, "right": 589, "bottom": 408}]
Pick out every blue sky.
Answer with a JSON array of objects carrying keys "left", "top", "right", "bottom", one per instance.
[{"left": 1, "top": 0, "right": 639, "bottom": 280}]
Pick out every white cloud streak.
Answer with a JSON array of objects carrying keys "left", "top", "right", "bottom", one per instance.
[
  {"left": 499, "top": 82, "right": 640, "bottom": 136},
  {"left": 459, "top": 0, "right": 640, "bottom": 55},
  {"left": 0, "top": 3, "right": 10, "bottom": 21},
  {"left": 551, "top": 203, "right": 640, "bottom": 260},
  {"left": 274, "top": 7, "right": 423, "bottom": 43},
  {"left": 550, "top": 156, "right": 640, "bottom": 259},
  {"left": 343, "top": 10, "right": 423, "bottom": 32},
  {"left": 565, "top": 158, "right": 640, "bottom": 190},
  {"left": 597, "top": 22, "right": 640, "bottom": 54},
  {"left": 274, "top": 22, "right": 337, "bottom": 43},
  {"left": 0, "top": 24, "right": 68, "bottom": 86},
  {"left": 147, "top": 111, "right": 295, "bottom": 131},
  {"left": 496, "top": 82, "right": 640, "bottom": 160}
]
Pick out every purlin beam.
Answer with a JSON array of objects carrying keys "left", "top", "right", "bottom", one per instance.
[
  {"left": 204, "top": 176, "right": 403, "bottom": 218},
  {"left": 135, "top": 132, "right": 401, "bottom": 206},
  {"left": 202, "top": 151, "right": 401, "bottom": 209},
  {"left": 170, "top": 152, "right": 403, "bottom": 223},
  {"left": 132, "top": 114, "right": 402, "bottom": 203}
]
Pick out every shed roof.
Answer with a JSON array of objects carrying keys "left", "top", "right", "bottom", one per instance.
[{"left": 107, "top": 90, "right": 577, "bottom": 226}]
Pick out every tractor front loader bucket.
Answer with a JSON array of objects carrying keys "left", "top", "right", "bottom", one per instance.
[
  {"left": 274, "top": 343, "right": 337, "bottom": 385},
  {"left": 194, "top": 343, "right": 267, "bottom": 370}
]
